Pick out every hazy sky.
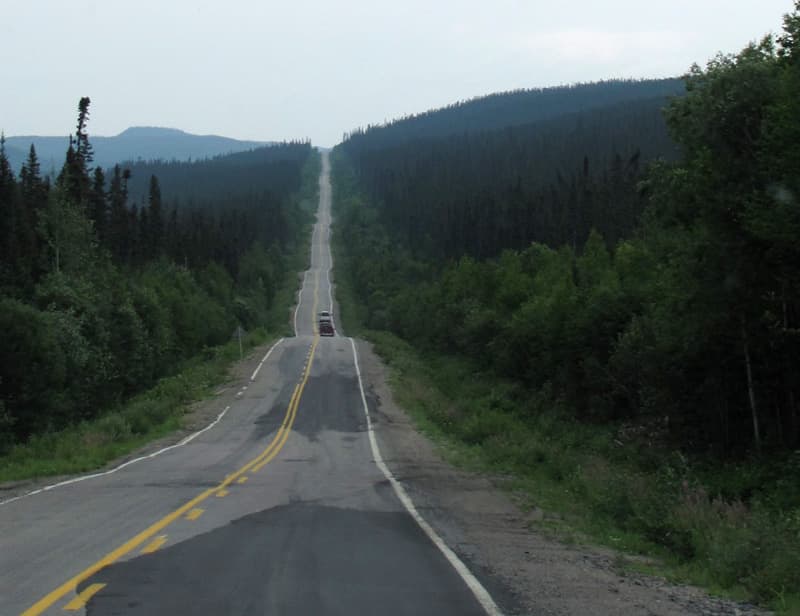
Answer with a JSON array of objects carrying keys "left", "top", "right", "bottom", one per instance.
[{"left": 2, "top": 0, "right": 793, "bottom": 147}]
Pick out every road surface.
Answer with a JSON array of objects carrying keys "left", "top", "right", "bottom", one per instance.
[{"left": 0, "top": 152, "right": 501, "bottom": 616}]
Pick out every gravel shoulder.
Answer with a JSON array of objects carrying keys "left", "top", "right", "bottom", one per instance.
[{"left": 355, "top": 338, "right": 770, "bottom": 616}]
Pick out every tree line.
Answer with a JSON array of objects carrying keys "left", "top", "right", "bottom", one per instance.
[
  {"left": 333, "top": 7, "right": 800, "bottom": 457},
  {"left": 342, "top": 78, "right": 684, "bottom": 145},
  {"left": 0, "top": 99, "right": 313, "bottom": 448},
  {"left": 341, "top": 95, "right": 679, "bottom": 257}
]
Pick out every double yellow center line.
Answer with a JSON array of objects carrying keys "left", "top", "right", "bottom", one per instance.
[{"left": 22, "top": 336, "right": 320, "bottom": 616}]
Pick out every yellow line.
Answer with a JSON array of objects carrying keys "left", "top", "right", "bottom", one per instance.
[
  {"left": 21, "top": 337, "right": 320, "bottom": 616},
  {"left": 185, "top": 508, "right": 204, "bottom": 521},
  {"left": 216, "top": 489, "right": 229, "bottom": 498},
  {"left": 140, "top": 535, "right": 167, "bottom": 554},
  {"left": 62, "top": 583, "right": 106, "bottom": 611},
  {"left": 251, "top": 337, "right": 318, "bottom": 473},
  {"left": 237, "top": 476, "right": 248, "bottom": 484},
  {"left": 251, "top": 411, "right": 295, "bottom": 473}
]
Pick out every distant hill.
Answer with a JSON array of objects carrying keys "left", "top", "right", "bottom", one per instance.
[
  {"left": 4, "top": 127, "right": 270, "bottom": 175},
  {"left": 345, "top": 78, "right": 685, "bottom": 148},
  {"left": 339, "top": 77, "right": 686, "bottom": 256},
  {"left": 2, "top": 142, "right": 28, "bottom": 171}
]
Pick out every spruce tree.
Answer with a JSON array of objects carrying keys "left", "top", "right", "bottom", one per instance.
[
  {"left": 0, "top": 134, "right": 17, "bottom": 280},
  {"left": 147, "top": 175, "right": 163, "bottom": 256},
  {"left": 16, "top": 145, "right": 46, "bottom": 284},
  {"left": 108, "top": 165, "right": 130, "bottom": 263},
  {"left": 75, "top": 96, "right": 94, "bottom": 168},
  {"left": 58, "top": 97, "right": 94, "bottom": 205},
  {"left": 89, "top": 167, "right": 107, "bottom": 243}
]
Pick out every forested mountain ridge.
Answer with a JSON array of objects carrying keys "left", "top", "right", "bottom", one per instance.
[
  {"left": 344, "top": 78, "right": 684, "bottom": 146},
  {"left": 4, "top": 126, "right": 269, "bottom": 173},
  {"left": 342, "top": 93, "right": 679, "bottom": 257},
  {"left": 336, "top": 27, "right": 800, "bottom": 457},
  {"left": 0, "top": 100, "right": 313, "bottom": 448},
  {"left": 2, "top": 142, "right": 27, "bottom": 171}
]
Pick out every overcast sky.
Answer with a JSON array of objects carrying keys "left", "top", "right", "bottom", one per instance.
[{"left": 2, "top": 0, "right": 793, "bottom": 147}]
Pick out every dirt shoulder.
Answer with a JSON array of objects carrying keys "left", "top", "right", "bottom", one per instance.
[{"left": 355, "top": 338, "right": 769, "bottom": 616}]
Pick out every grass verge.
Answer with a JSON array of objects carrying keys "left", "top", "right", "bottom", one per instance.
[{"left": 0, "top": 329, "right": 269, "bottom": 483}]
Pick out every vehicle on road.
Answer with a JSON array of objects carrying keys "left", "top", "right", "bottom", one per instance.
[
  {"left": 319, "top": 310, "right": 332, "bottom": 322},
  {"left": 319, "top": 320, "right": 335, "bottom": 336}
]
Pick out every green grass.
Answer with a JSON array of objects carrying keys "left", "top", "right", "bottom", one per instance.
[{"left": 0, "top": 328, "right": 269, "bottom": 483}]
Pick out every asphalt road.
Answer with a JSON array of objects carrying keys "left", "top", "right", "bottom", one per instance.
[{"left": 0, "top": 152, "right": 499, "bottom": 616}]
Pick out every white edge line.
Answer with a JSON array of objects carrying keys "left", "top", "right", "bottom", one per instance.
[
  {"left": 250, "top": 337, "right": 284, "bottom": 381},
  {"left": 327, "top": 226, "right": 334, "bottom": 329},
  {"left": 1, "top": 337, "right": 287, "bottom": 508},
  {"left": 347, "top": 337, "right": 503, "bottom": 616},
  {"left": 0, "top": 406, "right": 229, "bottom": 507},
  {"left": 293, "top": 272, "right": 308, "bottom": 336}
]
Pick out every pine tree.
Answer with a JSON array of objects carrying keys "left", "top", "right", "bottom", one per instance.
[
  {"left": 88, "top": 167, "right": 108, "bottom": 243},
  {"left": 0, "top": 134, "right": 18, "bottom": 280},
  {"left": 147, "top": 175, "right": 163, "bottom": 256},
  {"left": 108, "top": 165, "right": 131, "bottom": 263},
  {"left": 75, "top": 96, "right": 94, "bottom": 168},
  {"left": 16, "top": 145, "right": 46, "bottom": 284},
  {"left": 58, "top": 97, "right": 94, "bottom": 205},
  {"left": 20, "top": 145, "right": 47, "bottom": 211}
]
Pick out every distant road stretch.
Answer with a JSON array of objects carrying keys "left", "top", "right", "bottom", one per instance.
[{"left": 0, "top": 151, "right": 501, "bottom": 616}]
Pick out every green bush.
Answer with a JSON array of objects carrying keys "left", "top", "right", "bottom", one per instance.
[
  {"left": 457, "top": 408, "right": 519, "bottom": 446},
  {"left": 94, "top": 413, "right": 133, "bottom": 443}
]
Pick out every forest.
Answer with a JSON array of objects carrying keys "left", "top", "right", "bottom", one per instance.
[
  {"left": 343, "top": 93, "right": 680, "bottom": 256},
  {"left": 332, "top": 8, "right": 800, "bottom": 604},
  {"left": 335, "top": 29, "right": 799, "bottom": 457},
  {"left": 342, "top": 78, "right": 684, "bottom": 146},
  {"left": 0, "top": 99, "right": 313, "bottom": 450}
]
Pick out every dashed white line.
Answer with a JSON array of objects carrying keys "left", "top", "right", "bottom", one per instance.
[
  {"left": 251, "top": 337, "right": 284, "bottom": 381},
  {"left": 293, "top": 271, "right": 309, "bottom": 336}
]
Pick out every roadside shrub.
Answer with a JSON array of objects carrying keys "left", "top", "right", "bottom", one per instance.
[
  {"left": 0, "top": 298, "right": 68, "bottom": 438},
  {"left": 124, "top": 398, "right": 171, "bottom": 435},
  {"left": 457, "top": 408, "right": 518, "bottom": 445},
  {"left": 668, "top": 484, "right": 800, "bottom": 601},
  {"left": 92, "top": 413, "right": 133, "bottom": 444}
]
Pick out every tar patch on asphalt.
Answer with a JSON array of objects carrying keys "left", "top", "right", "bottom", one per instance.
[{"left": 79, "top": 503, "right": 487, "bottom": 616}]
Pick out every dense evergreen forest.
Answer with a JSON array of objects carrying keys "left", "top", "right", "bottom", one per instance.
[
  {"left": 334, "top": 16, "right": 800, "bottom": 458},
  {"left": 343, "top": 94, "right": 679, "bottom": 256},
  {"left": 343, "top": 78, "right": 684, "bottom": 146},
  {"left": 0, "top": 99, "right": 312, "bottom": 449}
]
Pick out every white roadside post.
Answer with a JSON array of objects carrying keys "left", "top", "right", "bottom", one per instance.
[{"left": 232, "top": 325, "right": 245, "bottom": 360}]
